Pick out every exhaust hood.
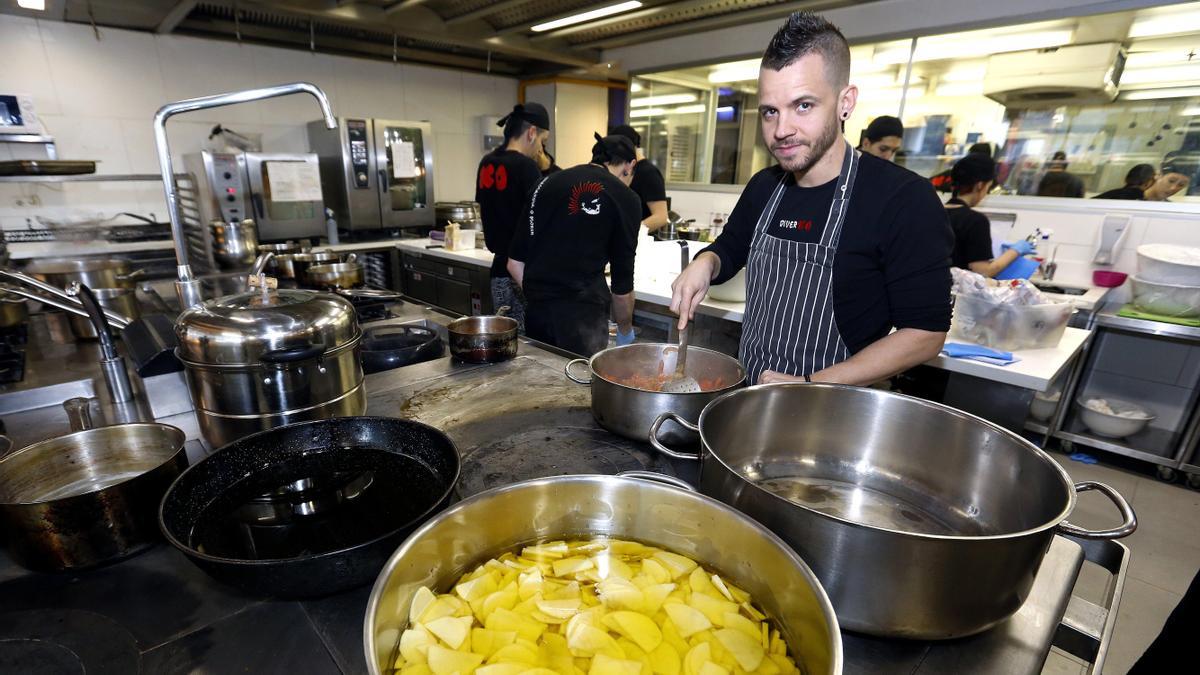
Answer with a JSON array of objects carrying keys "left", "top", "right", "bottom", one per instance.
[{"left": 983, "top": 43, "right": 1126, "bottom": 108}]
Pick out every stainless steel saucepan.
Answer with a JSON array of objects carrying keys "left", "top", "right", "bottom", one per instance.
[
  {"left": 650, "top": 383, "right": 1137, "bottom": 640},
  {"left": 0, "top": 398, "right": 187, "bottom": 571}
]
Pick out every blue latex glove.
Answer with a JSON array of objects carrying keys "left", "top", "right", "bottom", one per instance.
[
  {"left": 1001, "top": 240, "right": 1036, "bottom": 256},
  {"left": 616, "top": 327, "right": 636, "bottom": 346}
]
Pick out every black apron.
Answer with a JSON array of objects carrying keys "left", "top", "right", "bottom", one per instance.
[{"left": 740, "top": 142, "right": 860, "bottom": 384}]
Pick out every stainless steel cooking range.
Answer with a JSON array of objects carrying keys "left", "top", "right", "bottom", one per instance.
[{"left": 306, "top": 118, "right": 435, "bottom": 232}]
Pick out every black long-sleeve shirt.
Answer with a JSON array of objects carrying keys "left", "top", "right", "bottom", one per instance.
[
  {"left": 701, "top": 155, "right": 953, "bottom": 354},
  {"left": 476, "top": 149, "right": 543, "bottom": 278},
  {"left": 509, "top": 163, "right": 641, "bottom": 306}
]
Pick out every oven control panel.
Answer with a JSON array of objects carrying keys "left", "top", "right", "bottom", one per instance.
[
  {"left": 210, "top": 153, "right": 247, "bottom": 222},
  {"left": 347, "top": 119, "right": 370, "bottom": 189}
]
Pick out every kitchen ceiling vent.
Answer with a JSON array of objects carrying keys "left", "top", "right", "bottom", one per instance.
[{"left": 983, "top": 42, "right": 1126, "bottom": 108}]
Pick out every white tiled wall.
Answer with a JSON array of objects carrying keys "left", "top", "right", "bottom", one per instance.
[
  {"left": 667, "top": 187, "right": 1200, "bottom": 296},
  {"left": 0, "top": 15, "right": 518, "bottom": 231}
]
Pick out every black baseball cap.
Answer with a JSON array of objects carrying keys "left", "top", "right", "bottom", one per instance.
[
  {"left": 497, "top": 102, "right": 551, "bottom": 132},
  {"left": 608, "top": 124, "right": 642, "bottom": 148},
  {"left": 591, "top": 132, "right": 637, "bottom": 163}
]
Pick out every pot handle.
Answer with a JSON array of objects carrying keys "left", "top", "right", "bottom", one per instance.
[
  {"left": 648, "top": 412, "right": 702, "bottom": 461},
  {"left": 63, "top": 397, "right": 95, "bottom": 432},
  {"left": 260, "top": 343, "right": 325, "bottom": 364},
  {"left": 617, "top": 470, "right": 696, "bottom": 492},
  {"left": 116, "top": 268, "right": 148, "bottom": 282},
  {"left": 564, "top": 358, "right": 591, "bottom": 384},
  {"left": 0, "top": 434, "right": 14, "bottom": 461},
  {"left": 1058, "top": 481, "right": 1138, "bottom": 539}
]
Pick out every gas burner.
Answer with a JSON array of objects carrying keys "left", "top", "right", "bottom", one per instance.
[
  {"left": 0, "top": 609, "right": 140, "bottom": 674},
  {"left": 457, "top": 426, "right": 654, "bottom": 499}
]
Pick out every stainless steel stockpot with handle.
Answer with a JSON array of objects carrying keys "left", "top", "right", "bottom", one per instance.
[
  {"left": 363, "top": 474, "right": 842, "bottom": 675},
  {"left": 174, "top": 286, "right": 366, "bottom": 447},
  {"left": 650, "top": 383, "right": 1137, "bottom": 640},
  {"left": 564, "top": 342, "right": 745, "bottom": 444}
]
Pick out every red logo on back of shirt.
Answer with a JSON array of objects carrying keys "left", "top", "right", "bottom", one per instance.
[
  {"left": 479, "top": 164, "right": 495, "bottom": 189},
  {"left": 567, "top": 181, "right": 604, "bottom": 215},
  {"left": 495, "top": 165, "right": 508, "bottom": 191}
]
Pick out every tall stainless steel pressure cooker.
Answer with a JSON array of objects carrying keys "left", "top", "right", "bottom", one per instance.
[{"left": 174, "top": 284, "right": 366, "bottom": 448}]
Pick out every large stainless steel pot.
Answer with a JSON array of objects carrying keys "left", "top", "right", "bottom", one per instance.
[
  {"left": 0, "top": 398, "right": 187, "bottom": 571},
  {"left": 175, "top": 287, "right": 367, "bottom": 447},
  {"left": 364, "top": 474, "right": 842, "bottom": 675},
  {"left": 650, "top": 384, "right": 1137, "bottom": 639},
  {"left": 434, "top": 201, "right": 481, "bottom": 229},
  {"left": 68, "top": 287, "right": 140, "bottom": 339},
  {"left": 565, "top": 343, "right": 745, "bottom": 444},
  {"left": 24, "top": 257, "right": 145, "bottom": 290},
  {"left": 210, "top": 219, "right": 259, "bottom": 270}
]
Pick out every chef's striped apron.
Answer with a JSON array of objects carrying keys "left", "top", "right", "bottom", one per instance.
[{"left": 740, "top": 141, "right": 860, "bottom": 384}]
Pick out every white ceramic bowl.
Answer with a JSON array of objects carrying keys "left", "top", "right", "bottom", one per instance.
[
  {"left": 1029, "top": 390, "right": 1060, "bottom": 422},
  {"left": 1137, "top": 244, "right": 1200, "bottom": 285},
  {"left": 1130, "top": 275, "right": 1200, "bottom": 317},
  {"left": 1077, "top": 398, "right": 1154, "bottom": 438}
]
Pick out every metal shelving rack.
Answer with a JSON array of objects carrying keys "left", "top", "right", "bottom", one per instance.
[
  {"left": 1035, "top": 306, "right": 1200, "bottom": 480},
  {"left": 0, "top": 173, "right": 163, "bottom": 183}
]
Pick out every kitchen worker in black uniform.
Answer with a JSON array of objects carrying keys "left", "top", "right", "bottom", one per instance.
[
  {"left": 610, "top": 124, "right": 669, "bottom": 234},
  {"left": 857, "top": 115, "right": 903, "bottom": 162},
  {"left": 508, "top": 133, "right": 641, "bottom": 357},
  {"left": 945, "top": 153, "right": 1034, "bottom": 277},
  {"left": 671, "top": 11, "right": 952, "bottom": 386},
  {"left": 475, "top": 103, "right": 550, "bottom": 330}
]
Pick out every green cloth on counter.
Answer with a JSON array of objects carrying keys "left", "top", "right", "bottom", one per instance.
[{"left": 1117, "top": 304, "right": 1200, "bottom": 327}]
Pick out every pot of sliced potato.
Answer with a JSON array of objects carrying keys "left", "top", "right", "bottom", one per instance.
[{"left": 364, "top": 473, "right": 841, "bottom": 675}]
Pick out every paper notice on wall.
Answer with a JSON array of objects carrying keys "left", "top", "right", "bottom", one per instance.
[
  {"left": 391, "top": 141, "right": 417, "bottom": 179},
  {"left": 266, "top": 161, "right": 322, "bottom": 202}
]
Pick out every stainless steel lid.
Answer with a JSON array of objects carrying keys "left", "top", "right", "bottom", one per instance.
[{"left": 175, "top": 288, "right": 360, "bottom": 365}]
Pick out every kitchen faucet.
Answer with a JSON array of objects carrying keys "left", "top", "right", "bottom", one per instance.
[{"left": 153, "top": 82, "right": 336, "bottom": 309}]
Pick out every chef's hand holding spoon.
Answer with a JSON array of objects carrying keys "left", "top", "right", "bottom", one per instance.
[{"left": 670, "top": 252, "right": 720, "bottom": 331}]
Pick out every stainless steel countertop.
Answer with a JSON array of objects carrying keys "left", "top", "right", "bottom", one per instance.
[{"left": 0, "top": 298, "right": 1125, "bottom": 674}]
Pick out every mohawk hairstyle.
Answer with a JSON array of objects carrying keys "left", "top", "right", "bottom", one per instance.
[{"left": 761, "top": 11, "right": 851, "bottom": 88}]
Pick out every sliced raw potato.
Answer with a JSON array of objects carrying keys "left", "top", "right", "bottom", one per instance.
[
  {"left": 604, "top": 611, "right": 664, "bottom": 653},
  {"left": 537, "top": 597, "right": 583, "bottom": 619},
  {"left": 476, "top": 664, "right": 526, "bottom": 675},
  {"left": 400, "top": 627, "right": 435, "bottom": 665},
  {"left": 410, "top": 586, "right": 438, "bottom": 624},
  {"left": 471, "top": 628, "right": 516, "bottom": 659},
  {"left": 665, "top": 604, "right": 713, "bottom": 638},
  {"left": 590, "top": 652, "right": 645, "bottom": 675},
  {"left": 688, "top": 594, "right": 738, "bottom": 626},
  {"left": 713, "top": 629, "right": 764, "bottom": 671},
  {"left": 720, "top": 613, "right": 760, "bottom": 642},
  {"left": 554, "top": 556, "right": 596, "bottom": 577},
  {"left": 393, "top": 539, "right": 798, "bottom": 675},
  {"left": 652, "top": 551, "right": 698, "bottom": 580},
  {"left": 523, "top": 541, "right": 569, "bottom": 560},
  {"left": 426, "top": 615, "right": 474, "bottom": 650},
  {"left": 649, "top": 642, "right": 682, "bottom": 675},
  {"left": 427, "top": 645, "right": 483, "bottom": 675},
  {"left": 683, "top": 642, "right": 712, "bottom": 675}
]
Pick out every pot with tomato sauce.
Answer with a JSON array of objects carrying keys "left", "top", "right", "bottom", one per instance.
[{"left": 564, "top": 343, "right": 746, "bottom": 445}]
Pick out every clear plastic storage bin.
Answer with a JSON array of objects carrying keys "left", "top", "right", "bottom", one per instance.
[{"left": 949, "top": 294, "right": 1072, "bottom": 351}]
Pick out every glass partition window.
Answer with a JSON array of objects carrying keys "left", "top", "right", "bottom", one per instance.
[{"left": 630, "top": 1, "right": 1200, "bottom": 201}]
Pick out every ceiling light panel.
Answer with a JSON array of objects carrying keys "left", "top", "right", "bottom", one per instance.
[{"left": 531, "top": 1, "right": 643, "bottom": 33}]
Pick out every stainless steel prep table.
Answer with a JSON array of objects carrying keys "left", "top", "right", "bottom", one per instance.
[{"left": 0, "top": 299, "right": 1128, "bottom": 674}]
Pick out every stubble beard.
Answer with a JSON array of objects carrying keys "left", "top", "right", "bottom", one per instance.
[{"left": 771, "top": 116, "right": 840, "bottom": 177}]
